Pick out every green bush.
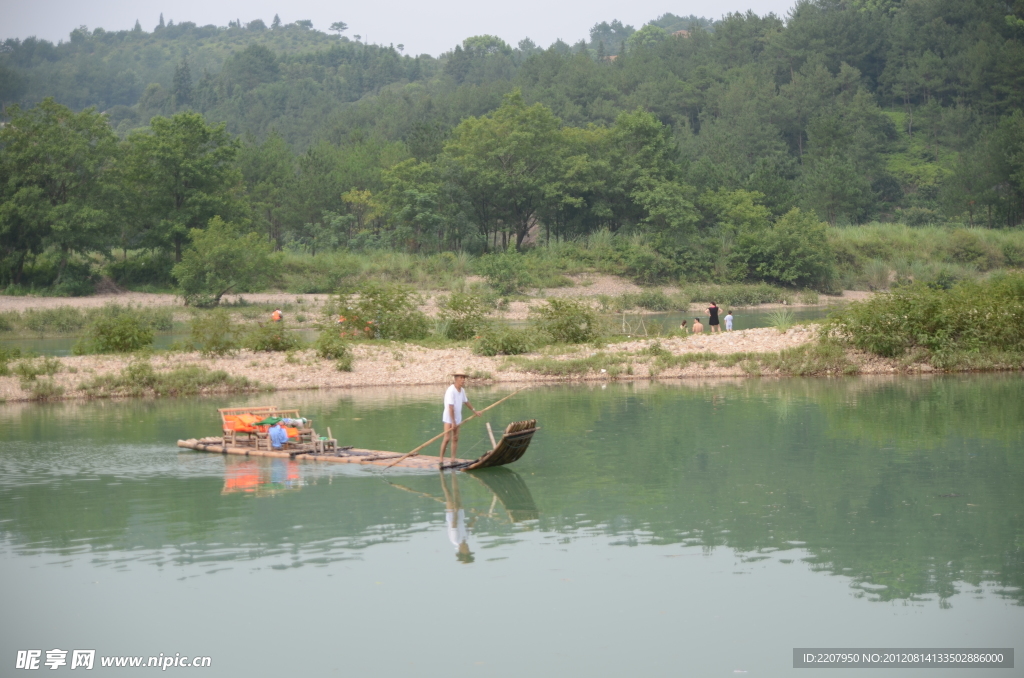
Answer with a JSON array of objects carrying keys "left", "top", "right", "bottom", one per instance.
[
  {"left": 0, "top": 347, "right": 22, "bottom": 375},
  {"left": 531, "top": 298, "right": 599, "bottom": 344},
  {"left": 1003, "top": 241, "right": 1024, "bottom": 268},
  {"left": 438, "top": 292, "right": 489, "bottom": 340},
  {"left": 898, "top": 206, "right": 940, "bottom": 226},
  {"left": 767, "top": 309, "right": 796, "bottom": 332},
  {"left": 731, "top": 208, "right": 836, "bottom": 290},
  {"left": 21, "top": 307, "right": 87, "bottom": 334},
  {"left": 27, "top": 378, "right": 65, "bottom": 400},
  {"left": 474, "top": 327, "right": 534, "bottom": 356},
  {"left": 74, "top": 314, "right": 155, "bottom": 354},
  {"left": 13, "top": 356, "right": 62, "bottom": 382},
  {"left": 477, "top": 247, "right": 533, "bottom": 295},
  {"left": 337, "top": 281, "right": 429, "bottom": 340},
  {"left": 613, "top": 289, "right": 685, "bottom": 311},
  {"left": 943, "top": 229, "right": 1003, "bottom": 271},
  {"left": 826, "top": 273, "right": 1024, "bottom": 360},
  {"left": 44, "top": 259, "right": 98, "bottom": 297},
  {"left": 335, "top": 354, "right": 354, "bottom": 371},
  {"left": 624, "top": 249, "right": 678, "bottom": 285},
  {"left": 80, "top": 360, "right": 264, "bottom": 397},
  {"left": 189, "top": 310, "right": 241, "bottom": 356},
  {"left": 244, "top": 322, "right": 303, "bottom": 352},
  {"left": 314, "top": 328, "right": 352, "bottom": 360}
]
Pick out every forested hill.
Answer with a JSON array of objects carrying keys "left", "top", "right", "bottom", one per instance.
[{"left": 1, "top": 1, "right": 1023, "bottom": 294}]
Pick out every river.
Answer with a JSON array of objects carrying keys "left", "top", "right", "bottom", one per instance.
[{"left": 0, "top": 376, "right": 1020, "bottom": 676}]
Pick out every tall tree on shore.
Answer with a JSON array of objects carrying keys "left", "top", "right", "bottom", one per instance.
[
  {"left": 0, "top": 99, "right": 117, "bottom": 285},
  {"left": 444, "top": 90, "right": 567, "bottom": 249},
  {"left": 121, "top": 112, "right": 242, "bottom": 262}
]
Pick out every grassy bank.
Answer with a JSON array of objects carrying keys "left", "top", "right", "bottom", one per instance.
[{"left": 829, "top": 224, "right": 1024, "bottom": 290}]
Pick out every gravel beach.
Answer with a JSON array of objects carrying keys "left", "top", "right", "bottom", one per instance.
[{"left": 0, "top": 280, "right": 890, "bottom": 403}]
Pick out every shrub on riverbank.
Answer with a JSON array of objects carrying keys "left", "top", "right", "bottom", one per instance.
[
  {"left": 74, "top": 314, "right": 155, "bottom": 354},
  {"left": 477, "top": 247, "right": 533, "bottom": 295},
  {"left": 188, "top": 309, "right": 242, "bottom": 356},
  {"left": 335, "top": 282, "right": 429, "bottom": 340},
  {"left": 0, "top": 304, "right": 172, "bottom": 336},
  {"left": 604, "top": 290, "right": 689, "bottom": 312},
  {"left": 0, "top": 347, "right": 22, "bottom": 375},
  {"left": 531, "top": 298, "right": 600, "bottom": 344},
  {"left": 826, "top": 272, "right": 1024, "bottom": 367},
  {"left": 474, "top": 327, "right": 534, "bottom": 356},
  {"left": 14, "top": 356, "right": 61, "bottom": 385},
  {"left": 80, "top": 360, "right": 266, "bottom": 397},
  {"left": 244, "top": 322, "right": 303, "bottom": 352},
  {"left": 313, "top": 329, "right": 353, "bottom": 371},
  {"left": 438, "top": 292, "right": 489, "bottom": 340}
]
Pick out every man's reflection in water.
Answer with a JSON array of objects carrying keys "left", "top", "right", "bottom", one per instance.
[{"left": 440, "top": 471, "right": 475, "bottom": 563}]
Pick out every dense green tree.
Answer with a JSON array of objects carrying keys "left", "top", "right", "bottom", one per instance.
[
  {"left": 237, "top": 131, "right": 296, "bottom": 248},
  {"left": 121, "top": 112, "right": 241, "bottom": 261},
  {"left": 0, "top": 99, "right": 117, "bottom": 284},
  {"left": 172, "top": 216, "right": 280, "bottom": 306},
  {"left": 444, "top": 90, "right": 566, "bottom": 248}
]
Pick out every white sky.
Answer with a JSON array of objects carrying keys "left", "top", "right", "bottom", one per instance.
[{"left": 3, "top": 0, "right": 801, "bottom": 57}]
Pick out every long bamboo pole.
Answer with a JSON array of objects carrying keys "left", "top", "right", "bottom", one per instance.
[{"left": 382, "top": 387, "right": 529, "bottom": 471}]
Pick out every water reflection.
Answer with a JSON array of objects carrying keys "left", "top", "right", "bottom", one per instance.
[
  {"left": 387, "top": 469, "right": 540, "bottom": 564},
  {"left": 0, "top": 376, "right": 1021, "bottom": 607},
  {"left": 221, "top": 458, "right": 303, "bottom": 496}
]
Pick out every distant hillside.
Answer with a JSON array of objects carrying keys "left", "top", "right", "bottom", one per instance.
[{"left": 0, "top": 0, "right": 1022, "bottom": 298}]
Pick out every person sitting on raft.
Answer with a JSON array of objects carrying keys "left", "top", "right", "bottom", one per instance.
[{"left": 269, "top": 421, "right": 290, "bottom": 449}]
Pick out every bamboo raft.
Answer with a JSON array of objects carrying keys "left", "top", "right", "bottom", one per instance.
[{"left": 178, "top": 419, "right": 539, "bottom": 471}]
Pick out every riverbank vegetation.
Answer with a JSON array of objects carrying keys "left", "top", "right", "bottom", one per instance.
[
  {"left": 2, "top": 1, "right": 1023, "bottom": 301},
  {"left": 78, "top": 360, "right": 266, "bottom": 398},
  {"left": 827, "top": 272, "right": 1024, "bottom": 371}
]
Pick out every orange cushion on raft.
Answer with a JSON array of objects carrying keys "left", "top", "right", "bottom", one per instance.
[{"left": 224, "top": 413, "right": 265, "bottom": 432}]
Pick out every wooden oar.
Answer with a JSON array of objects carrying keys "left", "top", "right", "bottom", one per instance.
[{"left": 381, "top": 387, "right": 529, "bottom": 471}]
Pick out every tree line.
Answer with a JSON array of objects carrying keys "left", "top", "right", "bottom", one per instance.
[{"left": 1, "top": 0, "right": 1023, "bottom": 293}]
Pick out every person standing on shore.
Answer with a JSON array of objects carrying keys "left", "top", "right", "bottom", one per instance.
[
  {"left": 439, "top": 373, "right": 477, "bottom": 466},
  {"left": 707, "top": 302, "right": 720, "bottom": 333},
  {"left": 725, "top": 311, "right": 734, "bottom": 332}
]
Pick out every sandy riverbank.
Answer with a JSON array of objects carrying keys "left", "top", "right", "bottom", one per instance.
[{"left": 0, "top": 325, "right": 934, "bottom": 403}]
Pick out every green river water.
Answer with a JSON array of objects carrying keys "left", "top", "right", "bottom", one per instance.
[{"left": 0, "top": 377, "right": 1021, "bottom": 676}]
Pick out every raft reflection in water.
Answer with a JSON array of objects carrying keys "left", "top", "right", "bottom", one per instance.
[{"left": 222, "top": 458, "right": 303, "bottom": 496}]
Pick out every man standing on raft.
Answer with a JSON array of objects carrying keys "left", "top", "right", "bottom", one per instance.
[{"left": 439, "top": 373, "right": 477, "bottom": 467}]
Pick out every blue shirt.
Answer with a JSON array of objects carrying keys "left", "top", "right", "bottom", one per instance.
[{"left": 269, "top": 424, "right": 289, "bottom": 449}]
